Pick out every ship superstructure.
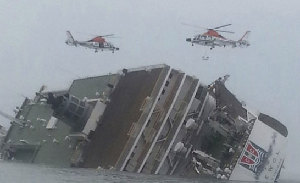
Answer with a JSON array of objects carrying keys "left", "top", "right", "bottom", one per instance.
[{"left": 0, "top": 64, "right": 287, "bottom": 182}]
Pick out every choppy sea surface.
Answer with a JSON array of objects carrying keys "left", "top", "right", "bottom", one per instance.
[{"left": 0, "top": 161, "right": 297, "bottom": 183}]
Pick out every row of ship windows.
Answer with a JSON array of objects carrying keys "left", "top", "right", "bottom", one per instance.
[
  {"left": 147, "top": 76, "right": 172, "bottom": 126},
  {"left": 128, "top": 73, "right": 174, "bottom": 168}
]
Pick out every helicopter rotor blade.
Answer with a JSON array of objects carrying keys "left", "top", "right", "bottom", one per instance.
[
  {"left": 213, "top": 24, "right": 232, "bottom": 29},
  {"left": 215, "top": 30, "right": 234, "bottom": 34},
  {"left": 75, "top": 32, "right": 116, "bottom": 38},
  {"left": 100, "top": 34, "right": 115, "bottom": 37},
  {"left": 106, "top": 36, "right": 121, "bottom": 39},
  {"left": 181, "top": 23, "right": 208, "bottom": 30}
]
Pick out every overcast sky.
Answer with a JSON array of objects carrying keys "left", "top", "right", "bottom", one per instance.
[{"left": 0, "top": 0, "right": 299, "bottom": 180}]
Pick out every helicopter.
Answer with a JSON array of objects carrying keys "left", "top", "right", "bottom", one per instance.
[
  {"left": 184, "top": 23, "right": 250, "bottom": 50},
  {"left": 65, "top": 31, "right": 119, "bottom": 53}
]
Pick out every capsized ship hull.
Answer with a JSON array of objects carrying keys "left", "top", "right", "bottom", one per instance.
[{"left": 1, "top": 64, "right": 287, "bottom": 182}]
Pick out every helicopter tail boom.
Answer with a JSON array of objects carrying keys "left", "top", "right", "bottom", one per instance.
[
  {"left": 237, "top": 31, "right": 250, "bottom": 47},
  {"left": 238, "top": 31, "right": 250, "bottom": 41},
  {"left": 65, "top": 31, "right": 77, "bottom": 46}
]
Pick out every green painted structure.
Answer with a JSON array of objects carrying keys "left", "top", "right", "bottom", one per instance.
[{"left": 2, "top": 74, "right": 119, "bottom": 167}]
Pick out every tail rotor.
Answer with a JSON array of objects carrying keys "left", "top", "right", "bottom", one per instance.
[
  {"left": 65, "top": 31, "right": 77, "bottom": 46},
  {"left": 237, "top": 31, "right": 251, "bottom": 47}
]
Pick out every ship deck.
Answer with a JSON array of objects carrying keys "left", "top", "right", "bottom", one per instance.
[{"left": 83, "top": 68, "right": 167, "bottom": 168}]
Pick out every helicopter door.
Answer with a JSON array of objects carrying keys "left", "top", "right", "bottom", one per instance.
[
  {"left": 93, "top": 42, "right": 99, "bottom": 47},
  {"left": 99, "top": 42, "right": 104, "bottom": 48}
]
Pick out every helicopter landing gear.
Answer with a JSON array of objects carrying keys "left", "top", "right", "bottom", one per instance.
[
  {"left": 192, "top": 43, "right": 194, "bottom": 46},
  {"left": 95, "top": 49, "right": 98, "bottom": 53}
]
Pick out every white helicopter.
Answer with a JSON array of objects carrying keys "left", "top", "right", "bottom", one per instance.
[
  {"left": 184, "top": 23, "right": 250, "bottom": 50},
  {"left": 65, "top": 31, "right": 119, "bottom": 53}
]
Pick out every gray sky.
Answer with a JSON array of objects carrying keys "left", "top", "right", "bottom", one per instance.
[{"left": 0, "top": 0, "right": 299, "bottom": 180}]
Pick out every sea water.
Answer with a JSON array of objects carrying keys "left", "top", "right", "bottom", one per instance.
[{"left": 0, "top": 161, "right": 296, "bottom": 183}]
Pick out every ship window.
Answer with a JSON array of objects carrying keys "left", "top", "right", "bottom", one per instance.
[
  {"left": 169, "top": 74, "right": 173, "bottom": 79},
  {"left": 130, "top": 152, "right": 135, "bottom": 158},
  {"left": 124, "top": 159, "right": 131, "bottom": 170},
  {"left": 107, "top": 83, "right": 114, "bottom": 88},
  {"left": 162, "top": 89, "right": 165, "bottom": 95},
  {"left": 69, "top": 103, "right": 77, "bottom": 112},
  {"left": 71, "top": 96, "right": 79, "bottom": 103},
  {"left": 146, "top": 120, "right": 151, "bottom": 127},
  {"left": 77, "top": 107, "right": 85, "bottom": 116},
  {"left": 141, "top": 163, "right": 147, "bottom": 172},
  {"left": 165, "top": 81, "right": 169, "bottom": 87},
  {"left": 80, "top": 101, "right": 85, "bottom": 107}
]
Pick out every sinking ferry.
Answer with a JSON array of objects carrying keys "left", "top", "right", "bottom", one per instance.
[{"left": 0, "top": 64, "right": 288, "bottom": 182}]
